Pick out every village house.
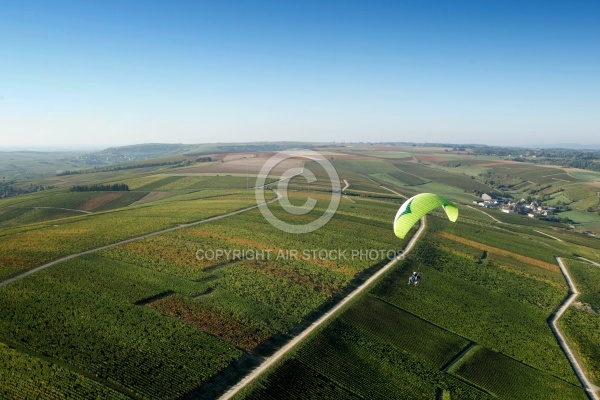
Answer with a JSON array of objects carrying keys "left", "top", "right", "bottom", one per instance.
[{"left": 481, "top": 193, "right": 498, "bottom": 202}]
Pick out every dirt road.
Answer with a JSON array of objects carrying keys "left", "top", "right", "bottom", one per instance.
[
  {"left": 466, "top": 204, "right": 503, "bottom": 223},
  {"left": 551, "top": 257, "right": 600, "bottom": 399},
  {"left": 219, "top": 217, "right": 426, "bottom": 399}
]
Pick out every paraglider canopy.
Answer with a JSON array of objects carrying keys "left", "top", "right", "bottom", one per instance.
[{"left": 393, "top": 193, "right": 458, "bottom": 239}]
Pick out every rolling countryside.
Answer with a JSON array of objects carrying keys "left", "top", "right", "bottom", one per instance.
[{"left": 1, "top": 144, "right": 599, "bottom": 399}]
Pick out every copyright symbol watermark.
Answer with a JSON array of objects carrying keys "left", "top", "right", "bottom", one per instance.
[{"left": 255, "top": 150, "right": 341, "bottom": 234}]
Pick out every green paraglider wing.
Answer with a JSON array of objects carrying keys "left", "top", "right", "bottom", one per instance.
[{"left": 393, "top": 193, "right": 458, "bottom": 238}]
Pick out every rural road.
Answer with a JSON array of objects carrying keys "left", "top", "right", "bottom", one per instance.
[
  {"left": 0, "top": 197, "right": 279, "bottom": 288},
  {"left": 578, "top": 257, "right": 600, "bottom": 267},
  {"left": 219, "top": 217, "right": 427, "bottom": 399},
  {"left": 466, "top": 204, "right": 503, "bottom": 223},
  {"left": 534, "top": 229, "right": 563, "bottom": 241},
  {"left": 379, "top": 185, "right": 407, "bottom": 199},
  {"left": 342, "top": 179, "right": 349, "bottom": 192},
  {"left": 551, "top": 257, "right": 600, "bottom": 399}
]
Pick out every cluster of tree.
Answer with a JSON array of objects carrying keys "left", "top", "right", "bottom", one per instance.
[
  {"left": 565, "top": 158, "right": 600, "bottom": 171},
  {"left": 56, "top": 170, "right": 82, "bottom": 176},
  {"left": 70, "top": 183, "right": 129, "bottom": 192},
  {"left": 1, "top": 181, "right": 26, "bottom": 198},
  {"left": 1, "top": 180, "right": 52, "bottom": 198},
  {"left": 478, "top": 171, "right": 523, "bottom": 193}
]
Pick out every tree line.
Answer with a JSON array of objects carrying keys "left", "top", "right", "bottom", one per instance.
[{"left": 70, "top": 183, "right": 129, "bottom": 192}]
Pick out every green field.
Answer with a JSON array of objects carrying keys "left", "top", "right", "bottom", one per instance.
[
  {"left": 568, "top": 170, "right": 600, "bottom": 181},
  {"left": 0, "top": 255, "right": 242, "bottom": 399},
  {"left": 560, "top": 209, "right": 600, "bottom": 231},
  {"left": 0, "top": 342, "right": 128, "bottom": 399},
  {"left": 450, "top": 346, "right": 586, "bottom": 399},
  {"left": 340, "top": 295, "right": 470, "bottom": 368},
  {"left": 0, "top": 174, "right": 407, "bottom": 398},
  {"left": 0, "top": 190, "right": 261, "bottom": 280},
  {"left": 373, "top": 233, "right": 573, "bottom": 381},
  {"left": 245, "top": 318, "right": 483, "bottom": 400},
  {"left": 393, "top": 161, "right": 495, "bottom": 193}
]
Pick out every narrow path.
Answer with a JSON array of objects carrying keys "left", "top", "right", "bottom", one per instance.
[
  {"left": 379, "top": 185, "right": 407, "bottom": 199},
  {"left": 219, "top": 217, "right": 427, "bottom": 399},
  {"left": 466, "top": 205, "right": 503, "bottom": 223},
  {"left": 342, "top": 179, "right": 349, "bottom": 192},
  {"left": 341, "top": 179, "right": 355, "bottom": 203},
  {"left": 534, "top": 230, "right": 563, "bottom": 242},
  {"left": 551, "top": 257, "right": 600, "bottom": 399},
  {"left": 0, "top": 198, "right": 278, "bottom": 288},
  {"left": 578, "top": 257, "right": 600, "bottom": 267}
]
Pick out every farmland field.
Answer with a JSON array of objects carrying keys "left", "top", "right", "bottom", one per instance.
[
  {"left": 1, "top": 145, "right": 599, "bottom": 399},
  {"left": 560, "top": 209, "right": 600, "bottom": 231},
  {"left": 0, "top": 206, "right": 86, "bottom": 227},
  {"left": 0, "top": 342, "right": 128, "bottom": 399},
  {"left": 372, "top": 230, "right": 574, "bottom": 382},
  {"left": 244, "top": 318, "right": 484, "bottom": 400},
  {"left": 0, "top": 190, "right": 261, "bottom": 279},
  {"left": 0, "top": 255, "right": 243, "bottom": 399},
  {"left": 568, "top": 170, "right": 600, "bottom": 181},
  {"left": 0, "top": 167, "right": 407, "bottom": 398},
  {"left": 393, "top": 161, "right": 495, "bottom": 193},
  {"left": 450, "top": 346, "right": 586, "bottom": 399}
]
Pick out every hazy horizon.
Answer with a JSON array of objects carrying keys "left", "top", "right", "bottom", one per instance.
[
  {"left": 3, "top": 140, "right": 600, "bottom": 154},
  {"left": 1, "top": 1, "right": 598, "bottom": 148}
]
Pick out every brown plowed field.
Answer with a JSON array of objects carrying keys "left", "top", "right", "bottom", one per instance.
[
  {"left": 78, "top": 192, "right": 122, "bottom": 211},
  {"left": 178, "top": 154, "right": 303, "bottom": 175}
]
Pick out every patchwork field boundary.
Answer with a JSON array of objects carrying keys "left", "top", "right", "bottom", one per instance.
[
  {"left": 438, "top": 231, "right": 559, "bottom": 271},
  {"left": 441, "top": 342, "right": 477, "bottom": 373}
]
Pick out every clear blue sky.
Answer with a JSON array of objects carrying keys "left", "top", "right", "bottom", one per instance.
[{"left": 1, "top": 0, "right": 599, "bottom": 148}]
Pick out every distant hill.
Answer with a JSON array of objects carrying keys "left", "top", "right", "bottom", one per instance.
[
  {"left": 524, "top": 143, "right": 600, "bottom": 150},
  {"left": 96, "top": 143, "right": 194, "bottom": 159},
  {"left": 182, "top": 141, "right": 336, "bottom": 155}
]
